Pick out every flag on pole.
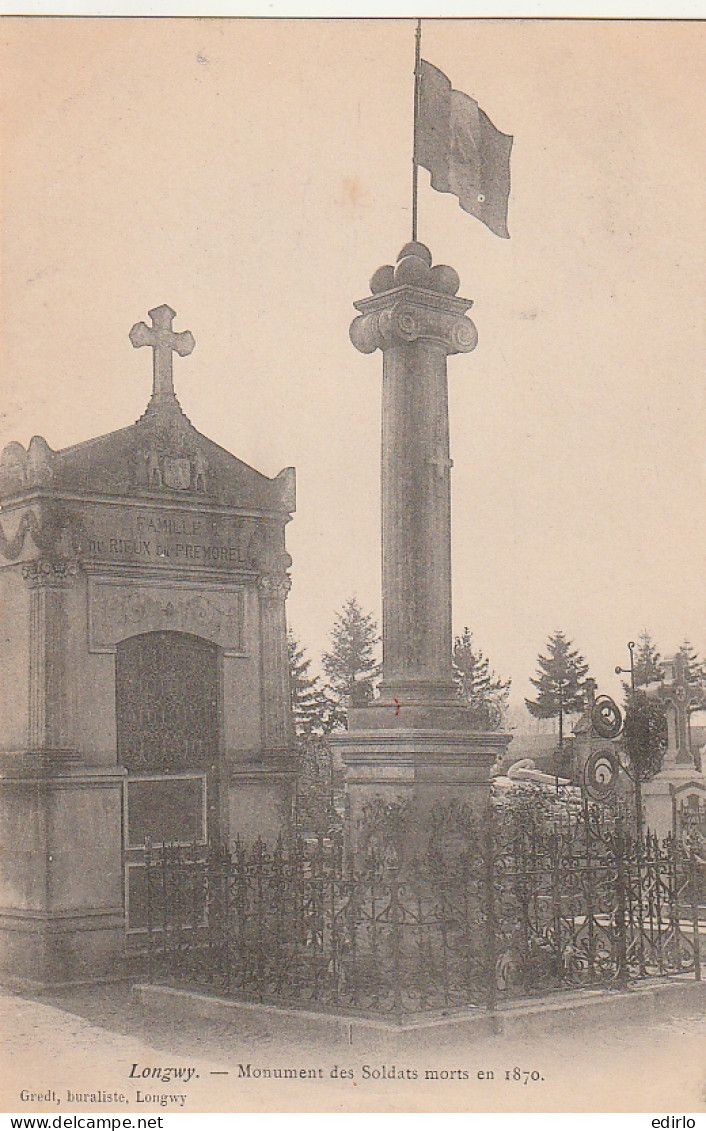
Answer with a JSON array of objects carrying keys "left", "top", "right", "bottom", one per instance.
[{"left": 416, "top": 60, "right": 513, "bottom": 239}]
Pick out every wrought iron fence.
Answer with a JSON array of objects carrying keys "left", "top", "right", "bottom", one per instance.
[{"left": 140, "top": 794, "right": 703, "bottom": 1020}]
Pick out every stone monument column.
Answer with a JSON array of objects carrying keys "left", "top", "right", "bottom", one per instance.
[
  {"left": 337, "top": 242, "right": 511, "bottom": 845},
  {"left": 351, "top": 243, "right": 477, "bottom": 707}
]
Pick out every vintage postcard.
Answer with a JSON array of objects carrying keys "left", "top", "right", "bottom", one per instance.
[{"left": 0, "top": 15, "right": 705, "bottom": 1116}]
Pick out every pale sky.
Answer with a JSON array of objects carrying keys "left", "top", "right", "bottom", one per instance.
[{"left": 1, "top": 17, "right": 704, "bottom": 705}]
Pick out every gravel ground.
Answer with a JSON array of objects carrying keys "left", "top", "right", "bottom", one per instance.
[{"left": 2, "top": 980, "right": 705, "bottom": 1114}]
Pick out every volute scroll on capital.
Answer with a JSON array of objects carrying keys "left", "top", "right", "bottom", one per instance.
[
  {"left": 349, "top": 242, "right": 478, "bottom": 358},
  {"left": 350, "top": 297, "right": 478, "bottom": 357}
]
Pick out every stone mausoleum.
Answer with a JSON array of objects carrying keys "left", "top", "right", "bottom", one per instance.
[{"left": 0, "top": 305, "right": 296, "bottom": 986}]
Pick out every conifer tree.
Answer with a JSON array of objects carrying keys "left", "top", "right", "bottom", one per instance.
[
  {"left": 288, "top": 631, "right": 336, "bottom": 736},
  {"left": 288, "top": 632, "right": 342, "bottom": 837},
  {"left": 622, "top": 692, "right": 668, "bottom": 783},
  {"left": 678, "top": 639, "right": 706, "bottom": 706},
  {"left": 632, "top": 630, "right": 663, "bottom": 688},
  {"left": 619, "top": 631, "right": 668, "bottom": 822},
  {"left": 525, "top": 630, "right": 590, "bottom": 720},
  {"left": 453, "top": 627, "right": 510, "bottom": 729},
  {"left": 322, "top": 597, "right": 381, "bottom": 713}
]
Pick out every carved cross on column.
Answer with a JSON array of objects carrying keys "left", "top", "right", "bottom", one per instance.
[
  {"left": 429, "top": 454, "right": 454, "bottom": 478},
  {"left": 129, "top": 304, "right": 195, "bottom": 405}
]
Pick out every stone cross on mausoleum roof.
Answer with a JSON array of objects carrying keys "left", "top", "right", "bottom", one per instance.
[
  {"left": 129, "top": 304, "right": 195, "bottom": 411},
  {"left": 0, "top": 303, "right": 295, "bottom": 514}
]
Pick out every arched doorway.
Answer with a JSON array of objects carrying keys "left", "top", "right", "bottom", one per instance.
[{"left": 116, "top": 630, "right": 221, "bottom": 931}]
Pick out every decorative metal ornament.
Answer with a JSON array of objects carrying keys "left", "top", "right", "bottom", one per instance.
[
  {"left": 583, "top": 748, "right": 621, "bottom": 800},
  {"left": 591, "top": 694, "right": 623, "bottom": 739}
]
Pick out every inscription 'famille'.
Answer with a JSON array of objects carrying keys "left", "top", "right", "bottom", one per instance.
[{"left": 135, "top": 514, "right": 216, "bottom": 537}]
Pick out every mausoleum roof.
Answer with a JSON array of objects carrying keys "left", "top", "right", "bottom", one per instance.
[{"left": 0, "top": 305, "right": 295, "bottom": 517}]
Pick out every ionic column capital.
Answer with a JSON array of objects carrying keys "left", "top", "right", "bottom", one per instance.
[{"left": 349, "top": 242, "right": 478, "bottom": 358}]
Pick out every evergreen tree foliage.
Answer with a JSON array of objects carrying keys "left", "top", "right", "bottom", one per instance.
[
  {"left": 287, "top": 632, "right": 343, "bottom": 837},
  {"left": 525, "top": 630, "right": 590, "bottom": 720},
  {"left": 322, "top": 597, "right": 381, "bottom": 712},
  {"left": 622, "top": 691, "right": 668, "bottom": 783},
  {"left": 619, "top": 631, "right": 670, "bottom": 787},
  {"left": 632, "top": 630, "right": 663, "bottom": 688},
  {"left": 288, "top": 631, "right": 337, "bottom": 736},
  {"left": 452, "top": 627, "right": 511, "bottom": 730},
  {"left": 678, "top": 639, "right": 706, "bottom": 706}
]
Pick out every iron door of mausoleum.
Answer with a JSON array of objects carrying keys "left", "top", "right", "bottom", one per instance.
[{"left": 116, "top": 630, "right": 220, "bottom": 932}]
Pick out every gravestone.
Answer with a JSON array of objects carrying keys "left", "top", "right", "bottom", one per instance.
[
  {"left": 0, "top": 306, "right": 296, "bottom": 985},
  {"left": 642, "top": 653, "right": 706, "bottom": 836}
]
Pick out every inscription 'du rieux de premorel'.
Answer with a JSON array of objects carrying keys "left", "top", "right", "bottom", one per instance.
[{"left": 87, "top": 511, "right": 250, "bottom": 565}]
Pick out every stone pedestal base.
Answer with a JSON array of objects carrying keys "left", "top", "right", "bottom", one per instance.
[
  {"left": 227, "top": 756, "right": 295, "bottom": 846},
  {"left": 0, "top": 754, "right": 125, "bottom": 987},
  {"left": 334, "top": 727, "right": 511, "bottom": 853},
  {"left": 642, "top": 763, "right": 706, "bottom": 838}
]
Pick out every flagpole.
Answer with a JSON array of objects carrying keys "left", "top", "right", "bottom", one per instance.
[{"left": 412, "top": 18, "right": 422, "bottom": 242}]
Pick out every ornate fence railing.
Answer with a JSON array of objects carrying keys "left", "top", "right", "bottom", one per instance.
[{"left": 140, "top": 795, "right": 704, "bottom": 1020}]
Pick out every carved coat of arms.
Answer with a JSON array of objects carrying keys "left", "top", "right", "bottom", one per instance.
[
  {"left": 163, "top": 457, "right": 192, "bottom": 490},
  {"left": 133, "top": 419, "right": 209, "bottom": 494}
]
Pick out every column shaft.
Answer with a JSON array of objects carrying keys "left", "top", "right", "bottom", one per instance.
[
  {"left": 381, "top": 340, "right": 454, "bottom": 698},
  {"left": 349, "top": 247, "right": 478, "bottom": 707}
]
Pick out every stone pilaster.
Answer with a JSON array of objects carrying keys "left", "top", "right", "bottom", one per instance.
[
  {"left": 225, "top": 570, "right": 295, "bottom": 846},
  {"left": 22, "top": 558, "right": 79, "bottom": 753},
  {"left": 0, "top": 554, "right": 127, "bottom": 987},
  {"left": 257, "top": 571, "right": 294, "bottom": 754},
  {"left": 350, "top": 243, "right": 477, "bottom": 706}
]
